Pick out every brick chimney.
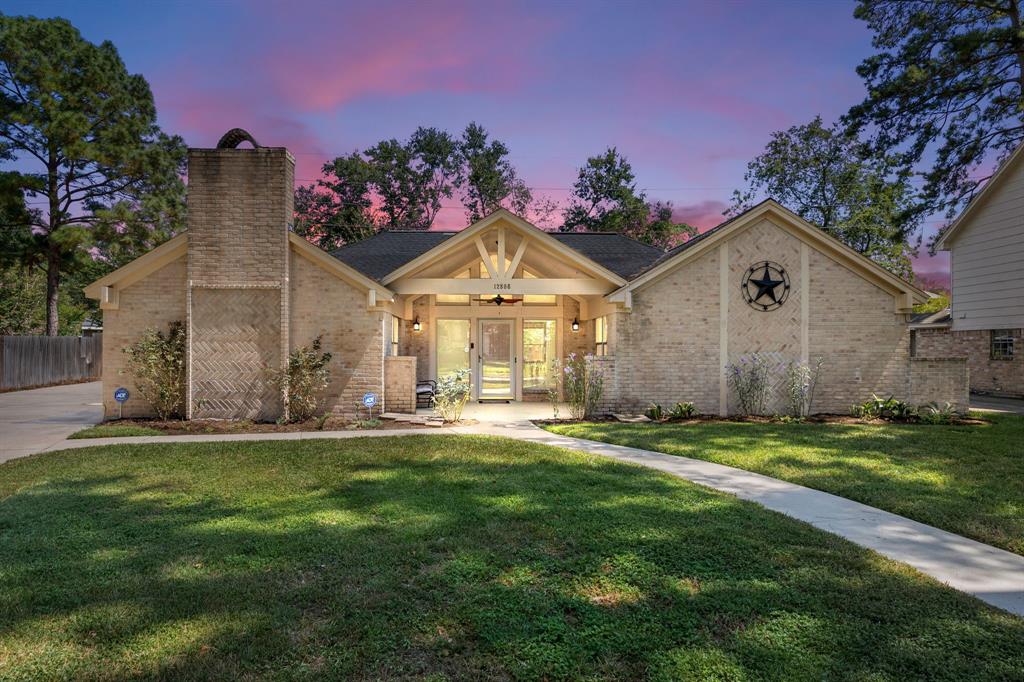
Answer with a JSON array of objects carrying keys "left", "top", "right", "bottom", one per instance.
[{"left": 185, "top": 129, "right": 295, "bottom": 420}]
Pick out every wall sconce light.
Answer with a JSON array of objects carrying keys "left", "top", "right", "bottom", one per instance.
[
  {"left": 412, "top": 317, "right": 422, "bottom": 332},
  {"left": 571, "top": 317, "right": 580, "bottom": 332}
]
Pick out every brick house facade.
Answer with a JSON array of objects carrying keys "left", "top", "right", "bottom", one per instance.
[{"left": 87, "top": 132, "right": 968, "bottom": 420}]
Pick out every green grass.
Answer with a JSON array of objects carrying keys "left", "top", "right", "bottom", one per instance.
[
  {"left": 0, "top": 436, "right": 1021, "bottom": 680},
  {"left": 69, "top": 424, "right": 165, "bottom": 439},
  {"left": 545, "top": 413, "right": 1024, "bottom": 556}
]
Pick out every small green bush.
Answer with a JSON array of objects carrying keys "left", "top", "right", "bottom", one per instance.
[
  {"left": 433, "top": 369, "right": 471, "bottom": 423},
  {"left": 669, "top": 402, "right": 697, "bottom": 419},
  {"left": 645, "top": 403, "right": 665, "bottom": 421},
  {"left": 268, "top": 336, "right": 332, "bottom": 423},
  {"left": 859, "top": 394, "right": 914, "bottom": 420},
  {"left": 122, "top": 321, "right": 187, "bottom": 420},
  {"left": 919, "top": 401, "right": 957, "bottom": 424}
]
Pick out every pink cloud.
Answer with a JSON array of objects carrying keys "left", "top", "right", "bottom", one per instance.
[
  {"left": 259, "top": 2, "right": 552, "bottom": 112},
  {"left": 669, "top": 200, "right": 729, "bottom": 230}
]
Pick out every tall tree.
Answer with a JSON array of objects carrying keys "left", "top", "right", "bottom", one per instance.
[
  {"left": 0, "top": 15, "right": 186, "bottom": 335},
  {"left": 364, "top": 127, "right": 460, "bottom": 230},
  {"left": 563, "top": 148, "right": 697, "bottom": 247},
  {"left": 729, "top": 116, "right": 921, "bottom": 278},
  {"left": 845, "top": 0, "right": 1024, "bottom": 237},
  {"left": 458, "top": 122, "right": 531, "bottom": 222},
  {"left": 293, "top": 153, "right": 378, "bottom": 250}
]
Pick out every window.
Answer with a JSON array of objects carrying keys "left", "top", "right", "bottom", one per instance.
[
  {"left": 390, "top": 315, "right": 400, "bottom": 356},
  {"left": 523, "top": 269, "right": 556, "bottom": 305},
  {"left": 523, "top": 320, "right": 557, "bottom": 390},
  {"left": 436, "top": 268, "right": 471, "bottom": 305},
  {"left": 992, "top": 330, "right": 1015, "bottom": 360},
  {"left": 437, "top": 319, "right": 471, "bottom": 380},
  {"left": 595, "top": 316, "right": 608, "bottom": 356}
]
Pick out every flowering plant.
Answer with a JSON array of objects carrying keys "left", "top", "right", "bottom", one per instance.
[
  {"left": 553, "top": 352, "right": 604, "bottom": 419},
  {"left": 433, "top": 369, "right": 471, "bottom": 422},
  {"left": 725, "top": 354, "right": 773, "bottom": 415},
  {"left": 784, "top": 357, "right": 823, "bottom": 417}
]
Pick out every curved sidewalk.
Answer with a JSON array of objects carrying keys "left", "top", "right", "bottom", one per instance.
[{"left": 31, "top": 418, "right": 1024, "bottom": 618}]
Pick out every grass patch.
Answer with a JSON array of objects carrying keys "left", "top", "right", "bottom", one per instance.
[
  {"left": 0, "top": 436, "right": 1021, "bottom": 679},
  {"left": 69, "top": 423, "right": 165, "bottom": 439},
  {"left": 545, "top": 413, "right": 1024, "bottom": 555}
]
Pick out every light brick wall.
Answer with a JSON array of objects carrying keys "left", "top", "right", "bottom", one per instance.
[
  {"left": 384, "top": 356, "right": 417, "bottom": 413},
  {"left": 806, "top": 249, "right": 910, "bottom": 412},
  {"left": 614, "top": 244, "right": 721, "bottom": 413},
  {"left": 289, "top": 250, "right": 384, "bottom": 419},
  {"left": 909, "top": 357, "right": 970, "bottom": 412},
  {"left": 915, "top": 327, "right": 1023, "bottom": 397},
  {"left": 405, "top": 297, "right": 431, "bottom": 381},
  {"left": 101, "top": 257, "right": 187, "bottom": 418},
  {"left": 608, "top": 216, "right": 916, "bottom": 415},
  {"left": 563, "top": 298, "right": 592, "bottom": 360}
]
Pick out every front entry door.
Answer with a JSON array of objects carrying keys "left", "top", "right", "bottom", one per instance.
[{"left": 479, "top": 319, "right": 514, "bottom": 400}]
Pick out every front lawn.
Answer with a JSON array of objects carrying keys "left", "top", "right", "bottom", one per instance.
[
  {"left": 69, "top": 423, "right": 165, "bottom": 439},
  {"left": 544, "top": 413, "right": 1024, "bottom": 556},
  {"left": 1, "top": 436, "right": 1021, "bottom": 680}
]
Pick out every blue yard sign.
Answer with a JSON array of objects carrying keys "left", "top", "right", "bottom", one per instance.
[
  {"left": 114, "top": 387, "right": 130, "bottom": 419},
  {"left": 362, "top": 392, "right": 378, "bottom": 409}
]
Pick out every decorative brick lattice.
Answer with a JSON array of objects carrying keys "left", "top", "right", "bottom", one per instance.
[{"left": 191, "top": 288, "right": 281, "bottom": 420}]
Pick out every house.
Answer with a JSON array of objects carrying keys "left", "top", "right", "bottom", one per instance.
[
  {"left": 85, "top": 130, "right": 967, "bottom": 420},
  {"left": 912, "top": 145, "right": 1024, "bottom": 398}
]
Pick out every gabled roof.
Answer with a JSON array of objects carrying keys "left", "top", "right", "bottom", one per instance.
[
  {"left": 549, "top": 232, "right": 664, "bottom": 280},
  {"left": 609, "top": 199, "right": 928, "bottom": 306},
  {"left": 379, "top": 208, "right": 628, "bottom": 286},
  {"left": 936, "top": 141, "right": 1024, "bottom": 250},
  {"left": 328, "top": 213, "right": 665, "bottom": 283},
  {"left": 331, "top": 231, "right": 457, "bottom": 281}
]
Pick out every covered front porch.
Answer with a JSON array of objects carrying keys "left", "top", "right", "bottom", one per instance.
[{"left": 382, "top": 211, "right": 625, "bottom": 406}]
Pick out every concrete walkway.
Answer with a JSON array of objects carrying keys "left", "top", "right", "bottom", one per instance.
[
  {"left": 17, "top": 412, "right": 1024, "bottom": 617},
  {"left": 0, "top": 382, "right": 103, "bottom": 463}
]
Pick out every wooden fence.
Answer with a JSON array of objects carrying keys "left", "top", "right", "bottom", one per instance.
[{"left": 0, "top": 335, "right": 102, "bottom": 391}]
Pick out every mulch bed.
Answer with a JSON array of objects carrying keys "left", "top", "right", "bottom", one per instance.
[
  {"left": 533, "top": 413, "right": 988, "bottom": 427},
  {"left": 98, "top": 416, "right": 467, "bottom": 435}
]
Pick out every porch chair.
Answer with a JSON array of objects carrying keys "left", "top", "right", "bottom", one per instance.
[{"left": 416, "top": 379, "right": 436, "bottom": 409}]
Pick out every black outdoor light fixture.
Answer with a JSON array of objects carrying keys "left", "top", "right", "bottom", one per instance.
[
  {"left": 412, "top": 317, "right": 421, "bottom": 332},
  {"left": 571, "top": 317, "right": 580, "bottom": 332}
]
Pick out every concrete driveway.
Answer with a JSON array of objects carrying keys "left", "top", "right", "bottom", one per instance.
[
  {"left": 971, "top": 394, "right": 1024, "bottom": 415},
  {"left": 0, "top": 381, "right": 103, "bottom": 463}
]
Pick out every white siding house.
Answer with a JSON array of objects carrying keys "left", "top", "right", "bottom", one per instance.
[{"left": 937, "top": 145, "right": 1024, "bottom": 331}]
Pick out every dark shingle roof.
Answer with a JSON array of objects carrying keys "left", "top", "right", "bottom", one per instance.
[
  {"left": 549, "top": 233, "right": 664, "bottom": 280},
  {"left": 329, "top": 229, "right": 668, "bottom": 282},
  {"left": 331, "top": 231, "right": 456, "bottom": 281}
]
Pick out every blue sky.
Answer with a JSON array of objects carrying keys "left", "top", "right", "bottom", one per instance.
[{"left": 7, "top": 0, "right": 951, "bottom": 280}]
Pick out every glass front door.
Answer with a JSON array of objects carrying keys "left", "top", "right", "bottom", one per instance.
[{"left": 479, "top": 319, "right": 514, "bottom": 399}]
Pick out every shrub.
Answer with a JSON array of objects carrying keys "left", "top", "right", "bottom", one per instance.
[
  {"left": 725, "top": 354, "right": 773, "bottom": 415},
  {"left": 919, "top": 401, "right": 957, "bottom": 424},
  {"left": 268, "top": 336, "right": 332, "bottom": 423},
  {"left": 645, "top": 403, "right": 665, "bottom": 421},
  {"left": 433, "top": 369, "right": 471, "bottom": 422},
  {"left": 859, "top": 394, "right": 914, "bottom": 420},
  {"left": 784, "top": 357, "right": 824, "bottom": 417},
  {"left": 558, "top": 352, "right": 604, "bottom": 420},
  {"left": 669, "top": 401, "right": 697, "bottom": 419},
  {"left": 122, "top": 320, "right": 187, "bottom": 420}
]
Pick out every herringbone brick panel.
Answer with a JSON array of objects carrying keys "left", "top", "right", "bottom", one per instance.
[{"left": 192, "top": 288, "right": 281, "bottom": 420}]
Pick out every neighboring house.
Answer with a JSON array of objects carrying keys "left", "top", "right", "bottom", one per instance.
[
  {"left": 913, "top": 145, "right": 1024, "bottom": 398},
  {"left": 85, "top": 129, "right": 967, "bottom": 420}
]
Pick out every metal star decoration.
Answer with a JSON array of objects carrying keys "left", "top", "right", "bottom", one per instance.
[{"left": 749, "top": 264, "right": 785, "bottom": 304}]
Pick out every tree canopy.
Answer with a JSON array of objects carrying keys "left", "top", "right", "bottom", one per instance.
[
  {"left": 562, "top": 148, "right": 697, "bottom": 248},
  {"left": 845, "top": 0, "right": 1024, "bottom": 240},
  {"left": 0, "top": 14, "right": 186, "bottom": 335},
  {"left": 729, "top": 117, "right": 921, "bottom": 279}
]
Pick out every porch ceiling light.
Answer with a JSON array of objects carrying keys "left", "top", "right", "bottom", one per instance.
[
  {"left": 571, "top": 317, "right": 580, "bottom": 332},
  {"left": 413, "top": 317, "right": 421, "bottom": 332}
]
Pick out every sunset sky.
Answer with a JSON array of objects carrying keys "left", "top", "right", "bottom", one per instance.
[{"left": 13, "top": 0, "right": 953, "bottom": 281}]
